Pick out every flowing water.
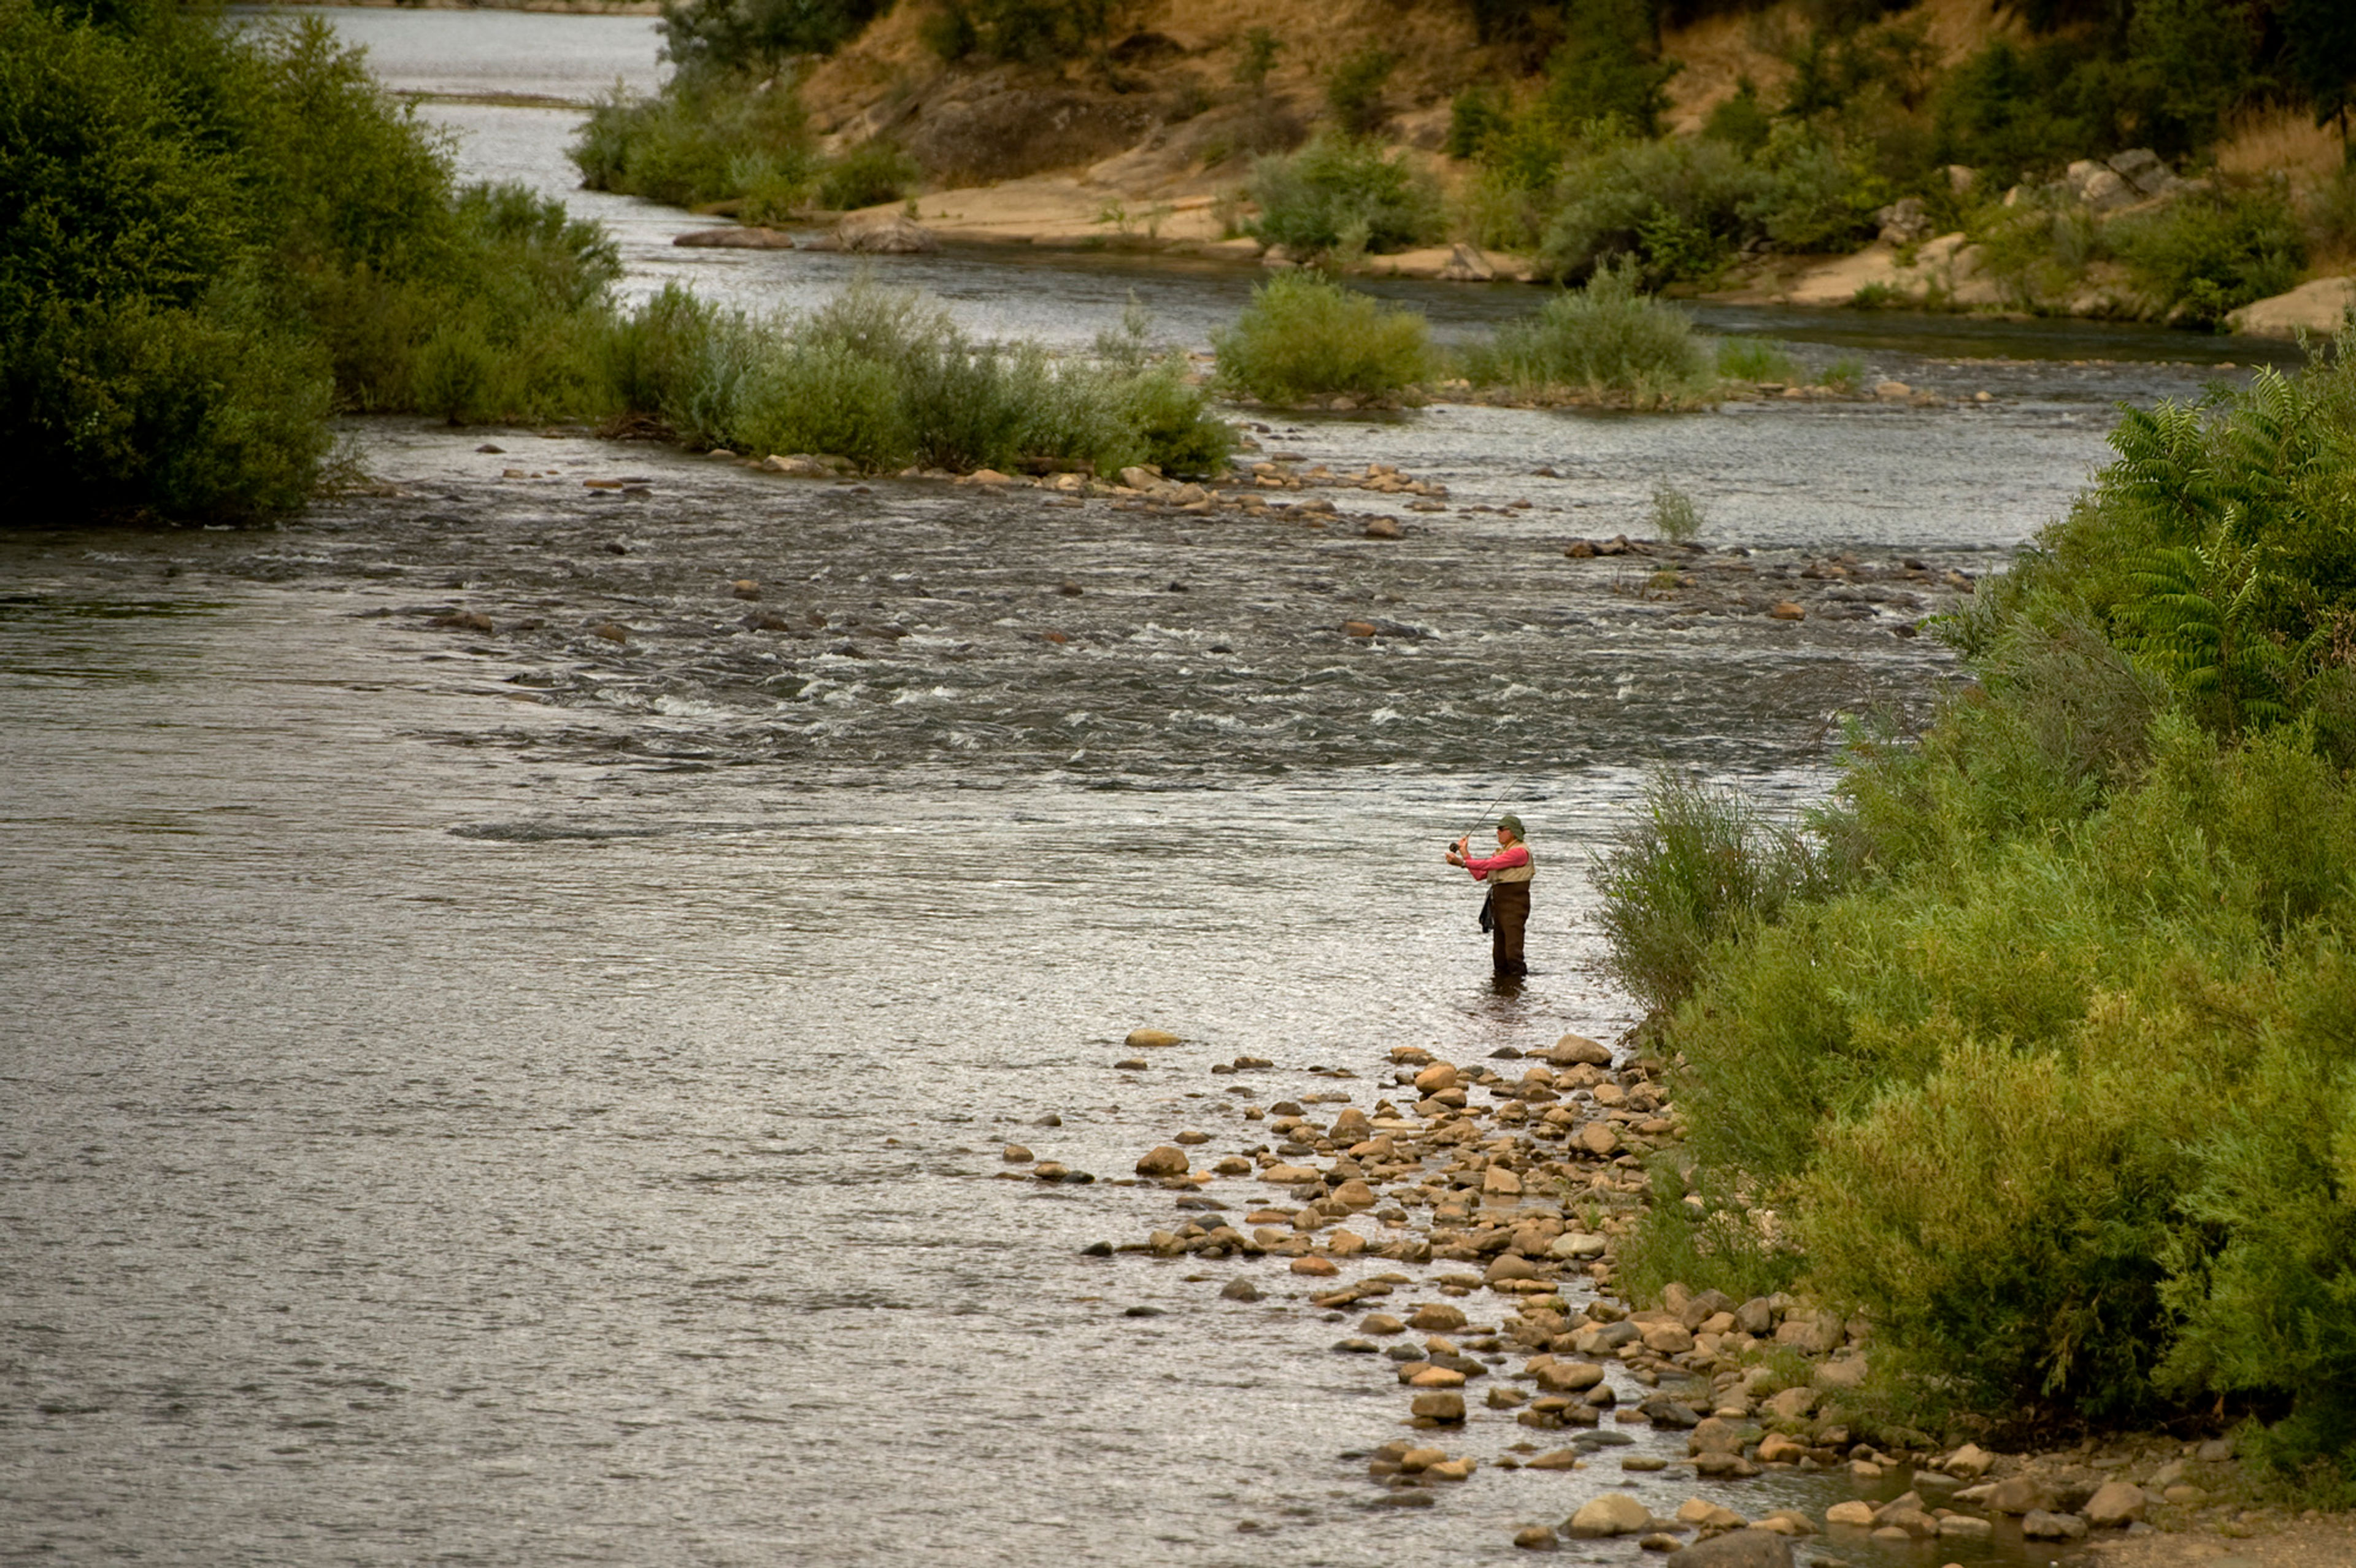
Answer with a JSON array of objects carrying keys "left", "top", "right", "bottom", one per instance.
[{"left": 0, "top": 12, "right": 2287, "bottom": 1566}]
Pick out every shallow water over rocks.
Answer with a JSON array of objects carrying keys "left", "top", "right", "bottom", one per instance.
[{"left": 0, "top": 12, "right": 2268, "bottom": 1566}]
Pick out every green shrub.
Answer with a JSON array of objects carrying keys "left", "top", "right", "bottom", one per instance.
[
  {"left": 1744, "top": 123, "right": 1880, "bottom": 253},
  {"left": 2113, "top": 184, "right": 2306, "bottom": 329},
  {"left": 413, "top": 319, "right": 499, "bottom": 425},
  {"left": 1211, "top": 271, "right": 1431, "bottom": 404},
  {"left": 1464, "top": 261, "right": 1712, "bottom": 406},
  {"left": 1797, "top": 1021, "right": 2200, "bottom": 1421},
  {"left": 1650, "top": 480, "right": 1703, "bottom": 544},
  {"left": 1700, "top": 77, "right": 1773, "bottom": 156},
  {"left": 1245, "top": 133, "right": 1443, "bottom": 258},
  {"left": 734, "top": 340, "right": 913, "bottom": 469},
  {"left": 817, "top": 139, "right": 918, "bottom": 210},
  {"left": 1821, "top": 354, "right": 1865, "bottom": 391},
  {"left": 1447, "top": 86, "right": 1512, "bottom": 160},
  {"left": 569, "top": 72, "right": 816, "bottom": 210},
  {"left": 1610, "top": 340, "right": 2356, "bottom": 1464},
  {"left": 1536, "top": 136, "right": 1765, "bottom": 285},
  {"left": 1615, "top": 1164, "right": 1806, "bottom": 1310},
  {"left": 1967, "top": 187, "right": 2107, "bottom": 312}
]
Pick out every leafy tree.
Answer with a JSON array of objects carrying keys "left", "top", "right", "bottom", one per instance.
[
  {"left": 1530, "top": 0, "right": 1678, "bottom": 139},
  {"left": 657, "top": 0, "right": 887, "bottom": 73},
  {"left": 2277, "top": 0, "right": 2356, "bottom": 154}
]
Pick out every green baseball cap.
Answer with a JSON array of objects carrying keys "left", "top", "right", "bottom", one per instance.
[{"left": 1497, "top": 813, "right": 1525, "bottom": 838}]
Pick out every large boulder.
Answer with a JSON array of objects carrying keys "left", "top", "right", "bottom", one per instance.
[
  {"left": 1665, "top": 1531, "right": 1795, "bottom": 1567},
  {"left": 1565, "top": 1494, "right": 1651, "bottom": 1538},
  {"left": 1134, "top": 1145, "right": 1190, "bottom": 1177},
  {"left": 2227, "top": 277, "right": 2356, "bottom": 340},
  {"left": 1550, "top": 1034, "right": 1614, "bottom": 1066},
  {"left": 2084, "top": 1481, "right": 2147, "bottom": 1528},
  {"left": 832, "top": 210, "right": 940, "bottom": 254}
]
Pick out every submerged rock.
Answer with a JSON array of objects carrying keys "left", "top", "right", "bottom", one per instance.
[{"left": 673, "top": 226, "right": 795, "bottom": 249}]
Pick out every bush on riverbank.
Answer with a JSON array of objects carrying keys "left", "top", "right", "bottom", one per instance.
[
  {"left": 1, "top": 0, "right": 620, "bottom": 521},
  {"left": 572, "top": 72, "right": 818, "bottom": 217},
  {"left": 1602, "top": 339, "right": 2356, "bottom": 1477},
  {"left": 1244, "top": 134, "right": 1444, "bottom": 261},
  {"left": 1212, "top": 272, "right": 1431, "bottom": 405},
  {"left": 1460, "top": 263, "right": 1714, "bottom": 407},
  {"left": 619, "top": 279, "right": 1233, "bottom": 477}
]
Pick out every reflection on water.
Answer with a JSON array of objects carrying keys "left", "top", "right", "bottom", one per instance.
[{"left": 0, "top": 10, "right": 2239, "bottom": 1566}]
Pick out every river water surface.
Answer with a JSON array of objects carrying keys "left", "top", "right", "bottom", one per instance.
[{"left": 0, "top": 12, "right": 2281, "bottom": 1567}]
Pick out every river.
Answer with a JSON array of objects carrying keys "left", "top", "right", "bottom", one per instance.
[{"left": 0, "top": 11, "right": 2274, "bottom": 1567}]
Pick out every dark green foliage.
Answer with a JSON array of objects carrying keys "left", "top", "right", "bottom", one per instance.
[
  {"left": 2122, "top": 0, "right": 2257, "bottom": 156},
  {"left": 817, "top": 139, "right": 918, "bottom": 209},
  {"left": 2113, "top": 185, "right": 2306, "bottom": 329},
  {"left": 923, "top": 0, "right": 1107, "bottom": 64},
  {"left": 1211, "top": 271, "right": 1431, "bottom": 404},
  {"left": 1700, "top": 77, "right": 1773, "bottom": 155},
  {"left": 656, "top": 0, "right": 885, "bottom": 73},
  {"left": 1447, "top": 85, "right": 1512, "bottom": 160},
  {"left": 1536, "top": 135, "right": 1764, "bottom": 284},
  {"left": 570, "top": 71, "right": 816, "bottom": 212},
  {"left": 2278, "top": 0, "right": 2356, "bottom": 136},
  {"left": 1604, "top": 343, "right": 2356, "bottom": 1468},
  {"left": 1745, "top": 123, "right": 1881, "bottom": 252},
  {"left": 1244, "top": 133, "right": 1443, "bottom": 258},
  {"left": 1324, "top": 46, "right": 1396, "bottom": 137}
]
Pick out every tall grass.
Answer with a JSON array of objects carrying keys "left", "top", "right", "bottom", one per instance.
[
  {"left": 1715, "top": 338, "right": 1798, "bottom": 383},
  {"left": 1591, "top": 770, "right": 1832, "bottom": 1020},
  {"left": 1211, "top": 271, "right": 1431, "bottom": 405},
  {"left": 1461, "top": 261, "right": 1712, "bottom": 407}
]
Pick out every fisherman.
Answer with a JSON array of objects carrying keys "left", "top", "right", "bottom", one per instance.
[{"left": 1447, "top": 813, "right": 1532, "bottom": 977}]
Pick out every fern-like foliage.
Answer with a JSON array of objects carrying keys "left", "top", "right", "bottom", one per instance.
[{"left": 2126, "top": 532, "right": 2284, "bottom": 734}]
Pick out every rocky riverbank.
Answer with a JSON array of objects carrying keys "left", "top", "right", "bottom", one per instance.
[{"left": 1008, "top": 1026, "right": 2345, "bottom": 1567}]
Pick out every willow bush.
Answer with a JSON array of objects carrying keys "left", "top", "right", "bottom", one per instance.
[{"left": 1211, "top": 272, "right": 1431, "bottom": 405}]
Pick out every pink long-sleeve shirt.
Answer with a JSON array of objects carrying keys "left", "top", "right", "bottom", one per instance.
[{"left": 1461, "top": 844, "right": 1530, "bottom": 882}]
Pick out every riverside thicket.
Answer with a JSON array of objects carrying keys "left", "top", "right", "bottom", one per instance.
[
  {"left": 2, "top": 0, "right": 620, "bottom": 521},
  {"left": 1601, "top": 336, "right": 2356, "bottom": 1491}
]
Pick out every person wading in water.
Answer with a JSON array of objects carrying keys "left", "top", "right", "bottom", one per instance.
[{"left": 1447, "top": 814, "right": 1533, "bottom": 977}]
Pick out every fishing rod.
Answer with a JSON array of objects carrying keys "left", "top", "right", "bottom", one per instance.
[{"left": 1445, "top": 791, "right": 1507, "bottom": 853}]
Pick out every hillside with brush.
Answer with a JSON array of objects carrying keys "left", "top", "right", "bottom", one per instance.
[{"left": 579, "top": 0, "right": 2356, "bottom": 328}]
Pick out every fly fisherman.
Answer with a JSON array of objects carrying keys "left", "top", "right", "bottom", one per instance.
[{"left": 1447, "top": 814, "right": 1533, "bottom": 977}]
